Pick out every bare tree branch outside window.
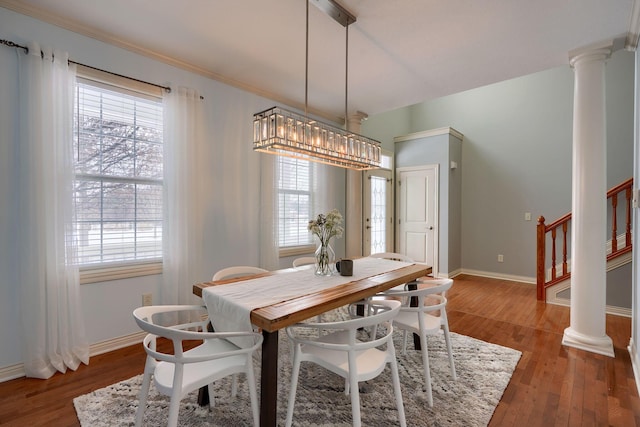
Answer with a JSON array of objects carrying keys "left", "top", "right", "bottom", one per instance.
[{"left": 73, "top": 82, "right": 163, "bottom": 266}]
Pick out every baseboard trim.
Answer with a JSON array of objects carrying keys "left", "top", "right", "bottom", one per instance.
[
  {"left": 0, "top": 331, "right": 146, "bottom": 383},
  {"left": 89, "top": 331, "right": 146, "bottom": 357},
  {"left": 439, "top": 268, "right": 463, "bottom": 279},
  {"left": 459, "top": 269, "right": 536, "bottom": 284},
  {"left": 547, "top": 296, "right": 632, "bottom": 318},
  {"left": 0, "top": 363, "right": 25, "bottom": 383}
]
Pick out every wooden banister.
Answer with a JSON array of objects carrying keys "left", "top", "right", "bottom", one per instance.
[{"left": 536, "top": 177, "right": 633, "bottom": 301}]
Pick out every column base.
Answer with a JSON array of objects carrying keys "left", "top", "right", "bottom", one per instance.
[{"left": 562, "top": 327, "right": 614, "bottom": 357}]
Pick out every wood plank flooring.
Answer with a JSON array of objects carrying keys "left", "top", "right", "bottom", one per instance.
[{"left": 0, "top": 274, "right": 638, "bottom": 426}]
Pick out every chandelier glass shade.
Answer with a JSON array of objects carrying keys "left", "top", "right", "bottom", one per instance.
[
  {"left": 253, "top": 106, "right": 381, "bottom": 170},
  {"left": 252, "top": 0, "right": 382, "bottom": 170}
]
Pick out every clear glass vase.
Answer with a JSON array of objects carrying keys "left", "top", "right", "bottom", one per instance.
[{"left": 314, "top": 241, "right": 335, "bottom": 276}]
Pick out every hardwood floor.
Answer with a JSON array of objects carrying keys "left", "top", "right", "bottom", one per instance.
[{"left": 0, "top": 274, "right": 638, "bottom": 426}]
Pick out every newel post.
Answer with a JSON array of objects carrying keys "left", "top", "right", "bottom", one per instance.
[{"left": 536, "top": 216, "right": 546, "bottom": 301}]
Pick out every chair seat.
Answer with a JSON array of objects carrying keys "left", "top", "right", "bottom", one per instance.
[
  {"left": 154, "top": 339, "right": 246, "bottom": 396},
  {"left": 301, "top": 331, "right": 389, "bottom": 381},
  {"left": 392, "top": 311, "right": 441, "bottom": 335}
]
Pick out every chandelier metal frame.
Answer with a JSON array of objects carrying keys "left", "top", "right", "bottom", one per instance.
[{"left": 252, "top": 0, "right": 382, "bottom": 170}]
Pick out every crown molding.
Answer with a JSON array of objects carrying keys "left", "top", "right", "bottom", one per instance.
[
  {"left": 394, "top": 127, "right": 464, "bottom": 143},
  {"left": 627, "top": 0, "right": 640, "bottom": 50},
  {"left": 0, "top": 0, "right": 342, "bottom": 124}
]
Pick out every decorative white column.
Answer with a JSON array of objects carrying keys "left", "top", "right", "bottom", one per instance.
[
  {"left": 562, "top": 42, "right": 614, "bottom": 357},
  {"left": 345, "top": 112, "right": 368, "bottom": 258}
]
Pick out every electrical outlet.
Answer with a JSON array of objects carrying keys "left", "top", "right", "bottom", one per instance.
[
  {"left": 142, "top": 293, "right": 152, "bottom": 306},
  {"left": 497, "top": 254, "right": 504, "bottom": 262}
]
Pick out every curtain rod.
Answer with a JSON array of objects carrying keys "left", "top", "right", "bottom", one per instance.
[{"left": 1, "top": 38, "right": 172, "bottom": 93}]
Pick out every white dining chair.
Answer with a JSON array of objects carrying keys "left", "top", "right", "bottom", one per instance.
[
  {"left": 369, "top": 252, "right": 414, "bottom": 263},
  {"left": 292, "top": 256, "right": 316, "bottom": 268},
  {"left": 285, "top": 299, "right": 406, "bottom": 427},
  {"left": 132, "top": 305, "right": 262, "bottom": 427},
  {"left": 369, "top": 252, "right": 421, "bottom": 293},
  {"left": 378, "top": 278, "right": 456, "bottom": 407},
  {"left": 212, "top": 265, "right": 268, "bottom": 281}
]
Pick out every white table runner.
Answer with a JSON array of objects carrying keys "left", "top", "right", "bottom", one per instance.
[{"left": 202, "top": 257, "right": 412, "bottom": 338}]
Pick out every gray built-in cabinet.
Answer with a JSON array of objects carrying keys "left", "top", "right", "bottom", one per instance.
[{"left": 394, "top": 128, "right": 463, "bottom": 277}]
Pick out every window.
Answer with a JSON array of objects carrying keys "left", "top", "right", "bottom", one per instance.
[
  {"left": 278, "top": 157, "right": 313, "bottom": 249},
  {"left": 73, "top": 78, "right": 163, "bottom": 274}
]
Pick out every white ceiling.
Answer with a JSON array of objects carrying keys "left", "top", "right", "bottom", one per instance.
[{"left": 1, "top": 0, "right": 635, "bottom": 121}]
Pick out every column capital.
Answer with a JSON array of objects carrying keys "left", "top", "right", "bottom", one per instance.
[
  {"left": 346, "top": 111, "right": 369, "bottom": 132},
  {"left": 569, "top": 38, "right": 624, "bottom": 68}
]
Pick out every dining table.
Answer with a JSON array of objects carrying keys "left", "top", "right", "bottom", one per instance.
[{"left": 192, "top": 257, "right": 431, "bottom": 427}]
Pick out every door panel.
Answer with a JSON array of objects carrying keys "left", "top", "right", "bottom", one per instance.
[
  {"left": 397, "top": 166, "right": 438, "bottom": 273},
  {"left": 363, "top": 169, "right": 393, "bottom": 256}
]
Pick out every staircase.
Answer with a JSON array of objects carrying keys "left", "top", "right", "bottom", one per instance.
[{"left": 536, "top": 178, "right": 633, "bottom": 301}]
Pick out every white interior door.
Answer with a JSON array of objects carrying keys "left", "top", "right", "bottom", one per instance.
[
  {"left": 396, "top": 165, "right": 438, "bottom": 273},
  {"left": 363, "top": 169, "right": 393, "bottom": 256}
]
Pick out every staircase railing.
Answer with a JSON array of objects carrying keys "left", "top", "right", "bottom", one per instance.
[{"left": 536, "top": 178, "right": 633, "bottom": 300}]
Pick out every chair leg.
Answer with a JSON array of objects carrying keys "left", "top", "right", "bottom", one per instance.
[
  {"left": 167, "top": 395, "right": 181, "bottom": 427},
  {"left": 246, "top": 356, "right": 260, "bottom": 427},
  {"left": 389, "top": 355, "right": 407, "bottom": 427},
  {"left": 231, "top": 373, "right": 238, "bottom": 397},
  {"left": 135, "top": 362, "right": 154, "bottom": 427},
  {"left": 348, "top": 374, "right": 362, "bottom": 427},
  {"left": 419, "top": 333, "right": 433, "bottom": 407},
  {"left": 402, "top": 330, "right": 409, "bottom": 355},
  {"left": 443, "top": 323, "right": 457, "bottom": 380},
  {"left": 207, "top": 383, "right": 215, "bottom": 409},
  {"left": 285, "top": 346, "right": 302, "bottom": 427}
]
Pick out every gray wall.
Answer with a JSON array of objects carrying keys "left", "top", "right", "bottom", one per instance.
[
  {"left": 0, "top": 7, "right": 346, "bottom": 370},
  {"left": 364, "top": 49, "right": 635, "bottom": 281},
  {"left": 394, "top": 131, "right": 462, "bottom": 275}
]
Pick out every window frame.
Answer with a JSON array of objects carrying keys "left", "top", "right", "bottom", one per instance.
[
  {"left": 74, "top": 67, "right": 165, "bottom": 283},
  {"left": 276, "top": 156, "right": 315, "bottom": 257}
]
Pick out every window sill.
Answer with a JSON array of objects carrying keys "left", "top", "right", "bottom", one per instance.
[{"left": 80, "top": 262, "right": 163, "bottom": 284}]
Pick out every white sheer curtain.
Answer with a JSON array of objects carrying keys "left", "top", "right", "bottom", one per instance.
[
  {"left": 17, "top": 42, "right": 89, "bottom": 379},
  {"left": 162, "top": 87, "right": 206, "bottom": 306},
  {"left": 259, "top": 154, "right": 280, "bottom": 270}
]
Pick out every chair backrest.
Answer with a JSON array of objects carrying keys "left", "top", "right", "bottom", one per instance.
[
  {"left": 133, "top": 305, "right": 262, "bottom": 363},
  {"left": 292, "top": 257, "right": 316, "bottom": 268},
  {"left": 369, "top": 252, "right": 414, "bottom": 263},
  {"left": 286, "top": 299, "right": 401, "bottom": 351},
  {"left": 384, "top": 278, "right": 453, "bottom": 313},
  {"left": 212, "top": 265, "right": 268, "bottom": 281}
]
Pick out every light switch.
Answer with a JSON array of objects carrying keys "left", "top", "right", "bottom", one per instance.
[{"left": 525, "top": 212, "right": 531, "bottom": 221}]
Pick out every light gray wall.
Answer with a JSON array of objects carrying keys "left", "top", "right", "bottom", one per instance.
[
  {"left": 448, "top": 137, "right": 463, "bottom": 273},
  {"left": 364, "top": 49, "right": 635, "bottom": 280},
  {"left": 394, "top": 132, "right": 462, "bottom": 275},
  {"left": 0, "top": 7, "right": 346, "bottom": 370}
]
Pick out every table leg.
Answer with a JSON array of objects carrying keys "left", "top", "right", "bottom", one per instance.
[{"left": 260, "top": 329, "right": 279, "bottom": 426}]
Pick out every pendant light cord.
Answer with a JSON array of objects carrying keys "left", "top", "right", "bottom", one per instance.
[
  {"left": 345, "top": 25, "right": 349, "bottom": 131},
  {"left": 305, "top": 0, "right": 309, "bottom": 118}
]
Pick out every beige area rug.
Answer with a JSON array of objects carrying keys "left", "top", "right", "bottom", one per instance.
[{"left": 74, "top": 319, "right": 521, "bottom": 427}]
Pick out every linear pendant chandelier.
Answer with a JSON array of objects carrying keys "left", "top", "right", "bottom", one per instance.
[{"left": 252, "top": 0, "right": 381, "bottom": 170}]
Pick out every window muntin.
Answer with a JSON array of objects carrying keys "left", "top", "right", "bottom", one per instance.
[
  {"left": 73, "top": 80, "right": 163, "bottom": 267},
  {"left": 278, "top": 157, "right": 313, "bottom": 248}
]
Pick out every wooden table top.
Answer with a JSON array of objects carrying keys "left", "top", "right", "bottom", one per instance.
[{"left": 193, "top": 263, "right": 431, "bottom": 332}]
